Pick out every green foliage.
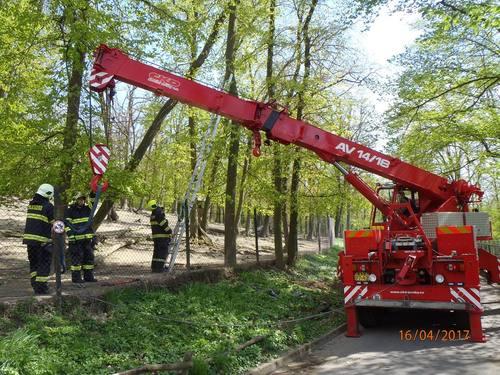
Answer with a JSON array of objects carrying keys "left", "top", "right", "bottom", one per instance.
[
  {"left": 0, "top": 248, "right": 343, "bottom": 374},
  {"left": 387, "top": 0, "right": 498, "bottom": 216}
]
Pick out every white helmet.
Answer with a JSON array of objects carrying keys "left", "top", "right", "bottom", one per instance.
[{"left": 36, "top": 183, "right": 54, "bottom": 199}]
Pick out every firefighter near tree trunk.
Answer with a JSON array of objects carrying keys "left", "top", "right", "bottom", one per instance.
[
  {"left": 147, "top": 200, "right": 172, "bottom": 272},
  {"left": 22, "top": 183, "right": 55, "bottom": 295},
  {"left": 65, "top": 192, "right": 97, "bottom": 283}
]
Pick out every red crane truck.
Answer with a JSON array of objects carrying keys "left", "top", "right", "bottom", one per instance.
[{"left": 90, "top": 45, "right": 499, "bottom": 342}]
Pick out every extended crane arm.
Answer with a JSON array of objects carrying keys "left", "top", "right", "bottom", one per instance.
[{"left": 90, "top": 45, "right": 482, "bottom": 212}]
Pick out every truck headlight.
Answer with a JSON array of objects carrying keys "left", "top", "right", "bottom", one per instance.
[
  {"left": 435, "top": 274, "right": 445, "bottom": 284},
  {"left": 368, "top": 273, "right": 377, "bottom": 283}
]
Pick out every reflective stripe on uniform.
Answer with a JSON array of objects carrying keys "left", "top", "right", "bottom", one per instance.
[
  {"left": 35, "top": 276, "right": 48, "bottom": 282},
  {"left": 70, "top": 265, "right": 82, "bottom": 271},
  {"left": 27, "top": 213, "right": 49, "bottom": 223},
  {"left": 30, "top": 271, "right": 37, "bottom": 278},
  {"left": 82, "top": 264, "right": 94, "bottom": 270},
  {"left": 23, "top": 234, "right": 51, "bottom": 243},
  {"left": 28, "top": 205, "right": 43, "bottom": 211},
  {"left": 152, "top": 258, "right": 165, "bottom": 262},
  {"left": 150, "top": 221, "right": 158, "bottom": 225},
  {"left": 152, "top": 234, "right": 172, "bottom": 239},
  {"left": 68, "top": 233, "right": 94, "bottom": 241},
  {"left": 159, "top": 219, "right": 167, "bottom": 226},
  {"left": 69, "top": 217, "right": 89, "bottom": 224}
]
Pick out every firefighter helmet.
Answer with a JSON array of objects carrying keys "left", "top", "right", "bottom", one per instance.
[
  {"left": 74, "top": 192, "right": 86, "bottom": 201},
  {"left": 146, "top": 199, "right": 157, "bottom": 210},
  {"left": 36, "top": 183, "right": 54, "bottom": 199}
]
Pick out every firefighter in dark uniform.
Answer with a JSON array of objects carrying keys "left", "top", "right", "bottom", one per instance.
[
  {"left": 65, "top": 192, "right": 97, "bottom": 283},
  {"left": 23, "top": 183, "right": 54, "bottom": 294},
  {"left": 147, "top": 200, "right": 172, "bottom": 272}
]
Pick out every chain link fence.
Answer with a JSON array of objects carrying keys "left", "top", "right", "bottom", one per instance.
[{"left": 0, "top": 196, "right": 330, "bottom": 300}]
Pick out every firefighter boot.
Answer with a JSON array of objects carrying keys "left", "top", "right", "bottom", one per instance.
[
  {"left": 83, "top": 269, "right": 97, "bottom": 282},
  {"left": 71, "top": 271, "right": 84, "bottom": 283},
  {"left": 34, "top": 282, "right": 49, "bottom": 295}
]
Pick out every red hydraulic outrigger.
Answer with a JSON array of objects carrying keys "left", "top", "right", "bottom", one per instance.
[{"left": 90, "top": 44, "right": 498, "bottom": 342}]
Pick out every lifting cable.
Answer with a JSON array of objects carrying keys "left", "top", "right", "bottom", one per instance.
[{"left": 65, "top": 86, "right": 111, "bottom": 235}]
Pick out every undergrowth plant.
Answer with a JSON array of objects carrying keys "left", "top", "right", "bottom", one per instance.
[{"left": 0, "top": 247, "right": 344, "bottom": 374}]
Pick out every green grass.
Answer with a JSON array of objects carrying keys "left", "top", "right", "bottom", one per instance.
[{"left": 0, "top": 247, "right": 344, "bottom": 374}]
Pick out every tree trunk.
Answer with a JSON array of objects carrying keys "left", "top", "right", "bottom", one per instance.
[
  {"left": 265, "top": 0, "right": 284, "bottom": 268},
  {"left": 201, "top": 155, "right": 220, "bottom": 232},
  {"left": 223, "top": 0, "right": 240, "bottom": 267},
  {"left": 245, "top": 210, "right": 251, "bottom": 236},
  {"left": 120, "top": 198, "right": 129, "bottom": 210},
  {"left": 190, "top": 198, "right": 199, "bottom": 238},
  {"left": 200, "top": 198, "right": 210, "bottom": 232},
  {"left": 288, "top": 156, "right": 300, "bottom": 265},
  {"left": 58, "top": 6, "right": 86, "bottom": 196},
  {"left": 138, "top": 197, "right": 146, "bottom": 211},
  {"left": 282, "top": 205, "right": 289, "bottom": 248},
  {"left": 259, "top": 215, "right": 270, "bottom": 237},
  {"left": 92, "top": 9, "right": 228, "bottom": 230},
  {"left": 335, "top": 205, "right": 343, "bottom": 238},
  {"left": 187, "top": 9, "right": 200, "bottom": 239},
  {"left": 188, "top": 114, "right": 200, "bottom": 239},
  {"left": 327, "top": 216, "right": 334, "bottom": 248},
  {"left": 307, "top": 215, "right": 314, "bottom": 240},
  {"left": 216, "top": 206, "right": 222, "bottom": 223},
  {"left": 107, "top": 206, "right": 119, "bottom": 221},
  {"left": 345, "top": 203, "right": 351, "bottom": 231},
  {"left": 287, "top": 0, "right": 317, "bottom": 266}
]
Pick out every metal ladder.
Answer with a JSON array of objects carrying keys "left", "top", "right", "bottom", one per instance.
[{"left": 164, "top": 113, "right": 222, "bottom": 272}]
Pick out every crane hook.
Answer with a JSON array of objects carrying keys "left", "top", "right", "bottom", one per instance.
[{"left": 252, "top": 130, "right": 262, "bottom": 157}]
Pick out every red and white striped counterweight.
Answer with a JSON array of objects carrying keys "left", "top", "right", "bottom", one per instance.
[{"left": 88, "top": 144, "right": 110, "bottom": 192}]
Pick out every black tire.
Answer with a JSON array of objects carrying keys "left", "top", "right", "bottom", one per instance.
[
  {"left": 358, "top": 307, "right": 379, "bottom": 328},
  {"left": 452, "top": 311, "right": 469, "bottom": 329}
]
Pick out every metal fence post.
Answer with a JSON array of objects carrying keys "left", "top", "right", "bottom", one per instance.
[
  {"left": 185, "top": 200, "right": 190, "bottom": 270},
  {"left": 53, "top": 186, "right": 65, "bottom": 310},
  {"left": 254, "top": 208, "right": 259, "bottom": 264},
  {"left": 317, "top": 219, "right": 321, "bottom": 254}
]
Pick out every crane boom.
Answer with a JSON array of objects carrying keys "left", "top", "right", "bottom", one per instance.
[{"left": 90, "top": 44, "right": 482, "bottom": 213}]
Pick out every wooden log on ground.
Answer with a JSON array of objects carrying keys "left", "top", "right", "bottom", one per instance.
[
  {"left": 234, "top": 335, "right": 266, "bottom": 352},
  {"left": 197, "top": 226, "right": 214, "bottom": 246},
  {"left": 96, "top": 239, "right": 140, "bottom": 263},
  {"left": 97, "top": 228, "right": 132, "bottom": 239},
  {"left": 112, "top": 352, "right": 193, "bottom": 375},
  {"left": 206, "top": 226, "right": 225, "bottom": 235},
  {"left": 207, "top": 335, "right": 266, "bottom": 364}
]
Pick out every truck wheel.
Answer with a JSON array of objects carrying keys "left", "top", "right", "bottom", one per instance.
[
  {"left": 452, "top": 311, "right": 469, "bottom": 329},
  {"left": 358, "top": 307, "right": 378, "bottom": 328}
]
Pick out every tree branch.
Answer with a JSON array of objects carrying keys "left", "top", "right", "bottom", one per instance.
[
  {"left": 414, "top": 76, "right": 498, "bottom": 111},
  {"left": 439, "top": 1, "right": 468, "bottom": 15}
]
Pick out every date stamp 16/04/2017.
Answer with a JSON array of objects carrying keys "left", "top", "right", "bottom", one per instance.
[{"left": 400, "top": 329, "right": 470, "bottom": 341}]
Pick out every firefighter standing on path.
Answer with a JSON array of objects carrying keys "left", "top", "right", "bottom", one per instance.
[
  {"left": 65, "top": 192, "right": 97, "bottom": 283},
  {"left": 147, "top": 200, "right": 172, "bottom": 272},
  {"left": 23, "top": 183, "right": 55, "bottom": 295}
]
